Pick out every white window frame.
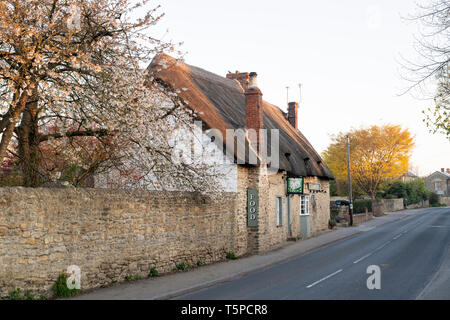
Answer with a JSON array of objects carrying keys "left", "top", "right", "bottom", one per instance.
[
  {"left": 276, "top": 196, "right": 283, "bottom": 226},
  {"left": 300, "top": 195, "right": 310, "bottom": 216}
]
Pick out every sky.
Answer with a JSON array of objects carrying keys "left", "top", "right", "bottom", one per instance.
[{"left": 150, "top": 0, "right": 449, "bottom": 177}]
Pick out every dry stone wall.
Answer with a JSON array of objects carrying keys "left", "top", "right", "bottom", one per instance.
[
  {"left": 0, "top": 187, "right": 238, "bottom": 298},
  {"left": 0, "top": 168, "right": 332, "bottom": 299}
]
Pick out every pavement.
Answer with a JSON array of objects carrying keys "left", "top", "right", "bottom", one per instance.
[{"left": 73, "top": 207, "right": 441, "bottom": 300}]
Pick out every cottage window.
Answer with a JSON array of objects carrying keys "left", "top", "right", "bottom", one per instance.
[
  {"left": 300, "top": 195, "right": 310, "bottom": 215},
  {"left": 276, "top": 197, "right": 283, "bottom": 226}
]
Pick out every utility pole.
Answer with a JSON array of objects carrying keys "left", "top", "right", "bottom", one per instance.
[{"left": 346, "top": 135, "right": 354, "bottom": 226}]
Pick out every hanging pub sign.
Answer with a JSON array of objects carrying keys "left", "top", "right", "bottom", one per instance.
[
  {"left": 287, "top": 177, "right": 304, "bottom": 195},
  {"left": 247, "top": 189, "right": 258, "bottom": 227}
]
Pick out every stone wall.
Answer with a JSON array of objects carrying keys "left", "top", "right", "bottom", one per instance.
[
  {"left": 0, "top": 170, "right": 332, "bottom": 298},
  {"left": 380, "top": 199, "right": 404, "bottom": 213},
  {"left": 352, "top": 212, "right": 373, "bottom": 225},
  {"left": 0, "top": 187, "right": 239, "bottom": 299},
  {"left": 406, "top": 200, "right": 430, "bottom": 209},
  {"left": 438, "top": 196, "right": 450, "bottom": 206},
  {"left": 306, "top": 177, "right": 330, "bottom": 236}
]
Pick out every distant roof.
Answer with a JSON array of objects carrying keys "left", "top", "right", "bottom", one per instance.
[
  {"left": 147, "top": 54, "right": 334, "bottom": 180},
  {"left": 401, "top": 171, "right": 418, "bottom": 178},
  {"left": 430, "top": 170, "right": 450, "bottom": 179}
]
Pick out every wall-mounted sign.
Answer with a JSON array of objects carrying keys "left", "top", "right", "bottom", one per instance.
[
  {"left": 247, "top": 189, "right": 258, "bottom": 227},
  {"left": 307, "top": 182, "right": 327, "bottom": 194},
  {"left": 287, "top": 177, "right": 304, "bottom": 195}
]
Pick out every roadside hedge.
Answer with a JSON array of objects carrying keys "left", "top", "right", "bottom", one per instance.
[
  {"left": 381, "top": 179, "right": 429, "bottom": 205},
  {"left": 353, "top": 200, "right": 372, "bottom": 214}
]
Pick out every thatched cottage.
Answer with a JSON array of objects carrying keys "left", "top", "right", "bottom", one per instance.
[{"left": 148, "top": 54, "right": 334, "bottom": 254}]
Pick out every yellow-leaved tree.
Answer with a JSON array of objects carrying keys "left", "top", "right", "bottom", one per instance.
[{"left": 322, "top": 125, "right": 415, "bottom": 200}]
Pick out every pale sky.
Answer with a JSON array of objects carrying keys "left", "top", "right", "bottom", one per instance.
[{"left": 151, "top": 0, "right": 449, "bottom": 177}]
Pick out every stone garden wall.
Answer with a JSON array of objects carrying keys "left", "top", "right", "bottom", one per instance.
[{"left": 0, "top": 187, "right": 240, "bottom": 299}]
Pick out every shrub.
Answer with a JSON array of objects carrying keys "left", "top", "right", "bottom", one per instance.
[
  {"left": 0, "top": 166, "right": 23, "bottom": 187},
  {"left": 196, "top": 259, "right": 205, "bottom": 266},
  {"left": 353, "top": 200, "right": 372, "bottom": 214},
  {"left": 329, "top": 180, "right": 338, "bottom": 196},
  {"left": 330, "top": 206, "right": 340, "bottom": 219},
  {"left": 124, "top": 274, "right": 140, "bottom": 281},
  {"left": 149, "top": 268, "right": 159, "bottom": 278},
  {"left": 383, "top": 181, "right": 407, "bottom": 199},
  {"left": 429, "top": 193, "right": 440, "bottom": 205},
  {"left": 8, "top": 288, "right": 37, "bottom": 300},
  {"left": 431, "top": 203, "right": 446, "bottom": 207},
  {"left": 328, "top": 218, "right": 337, "bottom": 229},
  {"left": 52, "top": 274, "right": 81, "bottom": 298},
  {"left": 383, "top": 179, "right": 428, "bottom": 205},
  {"left": 226, "top": 252, "right": 237, "bottom": 260},
  {"left": 175, "top": 262, "right": 191, "bottom": 271},
  {"left": 423, "top": 190, "right": 432, "bottom": 201}
]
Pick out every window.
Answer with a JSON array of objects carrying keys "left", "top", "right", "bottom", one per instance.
[
  {"left": 301, "top": 195, "right": 309, "bottom": 215},
  {"left": 435, "top": 181, "right": 444, "bottom": 195},
  {"left": 276, "top": 197, "right": 283, "bottom": 226}
]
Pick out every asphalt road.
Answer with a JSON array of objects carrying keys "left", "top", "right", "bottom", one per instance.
[{"left": 177, "top": 207, "right": 450, "bottom": 300}]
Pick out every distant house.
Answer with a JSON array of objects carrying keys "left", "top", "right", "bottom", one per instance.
[
  {"left": 399, "top": 171, "right": 418, "bottom": 183},
  {"left": 141, "top": 54, "right": 334, "bottom": 253},
  {"left": 424, "top": 169, "right": 450, "bottom": 196}
]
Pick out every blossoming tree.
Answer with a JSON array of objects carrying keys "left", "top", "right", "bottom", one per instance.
[{"left": 0, "top": 0, "right": 224, "bottom": 192}]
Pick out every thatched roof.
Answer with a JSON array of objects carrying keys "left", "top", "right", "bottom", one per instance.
[{"left": 148, "top": 54, "right": 334, "bottom": 180}]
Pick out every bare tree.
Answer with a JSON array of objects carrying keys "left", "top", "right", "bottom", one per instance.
[{"left": 401, "top": 0, "right": 449, "bottom": 139}]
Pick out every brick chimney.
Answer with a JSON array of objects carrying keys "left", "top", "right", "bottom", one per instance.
[
  {"left": 226, "top": 71, "right": 250, "bottom": 91},
  {"left": 245, "top": 72, "right": 263, "bottom": 153},
  {"left": 287, "top": 102, "right": 298, "bottom": 129},
  {"left": 442, "top": 168, "right": 445, "bottom": 173}
]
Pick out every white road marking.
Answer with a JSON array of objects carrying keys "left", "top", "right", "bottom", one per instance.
[
  {"left": 393, "top": 233, "right": 403, "bottom": 240},
  {"left": 353, "top": 253, "right": 373, "bottom": 264},
  {"left": 306, "top": 269, "right": 343, "bottom": 288},
  {"left": 375, "top": 240, "right": 391, "bottom": 251}
]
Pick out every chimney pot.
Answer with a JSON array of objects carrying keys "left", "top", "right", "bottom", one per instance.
[
  {"left": 249, "top": 72, "right": 258, "bottom": 89},
  {"left": 226, "top": 71, "right": 249, "bottom": 90}
]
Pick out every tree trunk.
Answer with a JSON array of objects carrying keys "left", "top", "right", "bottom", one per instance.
[
  {"left": 17, "top": 90, "right": 41, "bottom": 187},
  {"left": 0, "top": 90, "right": 29, "bottom": 165}
]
